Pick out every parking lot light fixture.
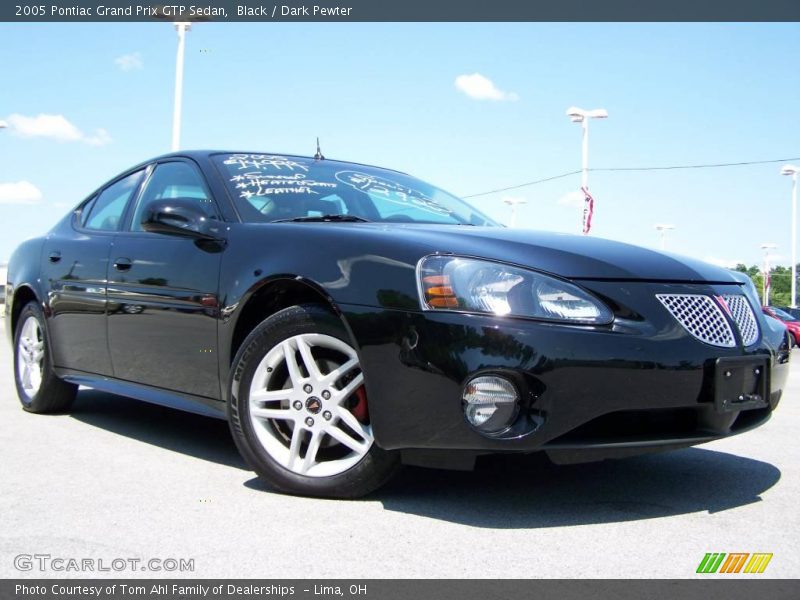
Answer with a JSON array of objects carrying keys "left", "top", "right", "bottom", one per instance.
[
  {"left": 566, "top": 106, "right": 608, "bottom": 234},
  {"left": 761, "top": 243, "right": 777, "bottom": 306},
  {"left": 154, "top": 9, "right": 210, "bottom": 151},
  {"left": 655, "top": 224, "right": 675, "bottom": 251},
  {"left": 781, "top": 165, "right": 799, "bottom": 308},
  {"left": 503, "top": 198, "right": 527, "bottom": 228},
  {"left": 171, "top": 22, "right": 191, "bottom": 151}
]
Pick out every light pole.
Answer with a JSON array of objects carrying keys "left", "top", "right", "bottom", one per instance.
[
  {"left": 761, "top": 243, "right": 777, "bottom": 306},
  {"left": 171, "top": 22, "right": 191, "bottom": 151},
  {"left": 781, "top": 164, "right": 799, "bottom": 307},
  {"left": 503, "top": 198, "right": 527, "bottom": 228},
  {"left": 155, "top": 10, "right": 207, "bottom": 151},
  {"left": 566, "top": 106, "right": 608, "bottom": 235},
  {"left": 655, "top": 224, "right": 675, "bottom": 250}
]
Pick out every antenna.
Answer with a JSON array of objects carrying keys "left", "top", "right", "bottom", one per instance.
[{"left": 314, "top": 137, "right": 325, "bottom": 161}]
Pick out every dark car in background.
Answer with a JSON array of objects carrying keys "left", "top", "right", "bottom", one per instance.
[
  {"left": 5, "top": 151, "right": 791, "bottom": 497},
  {"left": 763, "top": 306, "right": 800, "bottom": 346}
]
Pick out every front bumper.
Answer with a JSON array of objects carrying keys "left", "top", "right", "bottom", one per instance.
[{"left": 341, "top": 281, "right": 790, "bottom": 458}]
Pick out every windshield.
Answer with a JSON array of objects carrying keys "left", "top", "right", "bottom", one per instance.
[{"left": 213, "top": 153, "right": 498, "bottom": 226}]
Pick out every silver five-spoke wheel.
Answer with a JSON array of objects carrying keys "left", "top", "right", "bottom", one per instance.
[
  {"left": 17, "top": 316, "right": 45, "bottom": 400},
  {"left": 248, "top": 333, "right": 373, "bottom": 478}
]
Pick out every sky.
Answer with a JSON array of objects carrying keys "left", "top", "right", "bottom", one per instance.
[{"left": 1, "top": 22, "right": 799, "bottom": 267}]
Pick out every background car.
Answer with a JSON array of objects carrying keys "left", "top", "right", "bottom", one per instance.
[
  {"left": 763, "top": 306, "right": 800, "bottom": 346},
  {"left": 4, "top": 151, "right": 791, "bottom": 498},
  {"left": 771, "top": 305, "right": 800, "bottom": 320}
]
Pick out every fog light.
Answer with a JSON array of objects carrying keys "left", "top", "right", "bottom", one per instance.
[{"left": 462, "top": 375, "right": 519, "bottom": 434}]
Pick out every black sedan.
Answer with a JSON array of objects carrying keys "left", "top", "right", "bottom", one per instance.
[{"left": 5, "top": 151, "right": 790, "bottom": 497}]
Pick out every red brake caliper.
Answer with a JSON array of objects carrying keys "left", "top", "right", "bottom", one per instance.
[{"left": 352, "top": 386, "right": 369, "bottom": 423}]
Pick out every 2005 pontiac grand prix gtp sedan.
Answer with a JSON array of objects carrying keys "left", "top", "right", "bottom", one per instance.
[{"left": 5, "top": 151, "right": 790, "bottom": 497}]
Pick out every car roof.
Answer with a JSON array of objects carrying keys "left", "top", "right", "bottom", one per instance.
[{"left": 144, "top": 150, "right": 410, "bottom": 176}]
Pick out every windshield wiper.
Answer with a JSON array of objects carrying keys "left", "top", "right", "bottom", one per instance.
[{"left": 271, "top": 214, "right": 371, "bottom": 223}]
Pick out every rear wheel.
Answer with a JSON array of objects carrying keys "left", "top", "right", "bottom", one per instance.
[
  {"left": 228, "top": 304, "right": 399, "bottom": 498},
  {"left": 13, "top": 301, "right": 77, "bottom": 413}
]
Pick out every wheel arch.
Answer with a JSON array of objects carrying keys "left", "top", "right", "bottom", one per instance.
[
  {"left": 10, "top": 284, "right": 41, "bottom": 338},
  {"left": 227, "top": 275, "right": 359, "bottom": 368}
]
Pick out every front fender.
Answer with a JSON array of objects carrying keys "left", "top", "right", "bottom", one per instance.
[
  {"left": 218, "top": 223, "right": 427, "bottom": 309},
  {"left": 215, "top": 224, "right": 432, "bottom": 405}
]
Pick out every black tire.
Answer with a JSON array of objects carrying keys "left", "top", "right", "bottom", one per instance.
[
  {"left": 13, "top": 301, "right": 77, "bottom": 413},
  {"left": 228, "top": 304, "right": 400, "bottom": 498}
]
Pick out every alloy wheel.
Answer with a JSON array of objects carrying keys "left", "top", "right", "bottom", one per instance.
[
  {"left": 17, "top": 316, "right": 45, "bottom": 400},
  {"left": 247, "top": 333, "right": 373, "bottom": 477}
]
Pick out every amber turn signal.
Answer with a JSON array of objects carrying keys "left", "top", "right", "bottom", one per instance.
[{"left": 422, "top": 275, "right": 459, "bottom": 309}]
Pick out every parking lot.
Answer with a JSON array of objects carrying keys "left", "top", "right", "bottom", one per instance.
[{"left": 0, "top": 319, "right": 798, "bottom": 579}]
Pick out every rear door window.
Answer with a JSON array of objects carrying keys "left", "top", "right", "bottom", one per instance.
[{"left": 83, "top": 170, "right": 145, "bottom": 231}]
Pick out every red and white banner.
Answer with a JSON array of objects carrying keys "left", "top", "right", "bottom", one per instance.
[{"left": 581, "top": 186, "right": 594, "bottom": 235}]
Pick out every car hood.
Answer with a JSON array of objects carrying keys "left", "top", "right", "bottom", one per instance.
[{"left": 352, "top": 224, "right": 741, "bottom": 283}]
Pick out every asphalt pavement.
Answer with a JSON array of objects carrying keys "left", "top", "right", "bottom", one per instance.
[{"left": 0, "top": 319, "right": 798, "bottom": 578}]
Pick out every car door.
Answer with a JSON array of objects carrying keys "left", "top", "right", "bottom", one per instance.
[
  {"left": 106, "top": 159, "right": 224, "bottom": 399},
  {"left": 43, "top": 169, "right": 146, "bottom": 376}
]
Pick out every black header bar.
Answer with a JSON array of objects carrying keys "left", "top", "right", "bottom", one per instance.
[
  {"left": 3, "top": 579, "right": 800, "bottom": 600},
  {"left": 3, "top": 0, "right": 800, "bottom": 23}
]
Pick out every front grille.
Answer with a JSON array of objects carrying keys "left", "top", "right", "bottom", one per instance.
[
  {"left": 721, "top": 295, "right": 759, "bottom": 346},
  {"left": 656, "top": 294, "right": 736, "bottom": 347}
]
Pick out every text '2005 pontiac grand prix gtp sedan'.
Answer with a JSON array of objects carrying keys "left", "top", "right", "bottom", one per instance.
[{"left": 5, "top": 151, "right": 790, "bottom": 497}]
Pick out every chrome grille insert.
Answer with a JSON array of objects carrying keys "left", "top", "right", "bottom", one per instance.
[
  {"left": 656, "top": 294, "right": 736, "bottom": 347},
  {"left": 721, "top": 294, "right": 759, "bottom": 346}
]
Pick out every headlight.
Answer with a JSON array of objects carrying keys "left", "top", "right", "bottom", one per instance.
[{"left": 417, "top": 255, "right": 613, "bottom": 324}]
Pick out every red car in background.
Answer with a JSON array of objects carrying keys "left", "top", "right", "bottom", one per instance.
[{"left": 763, "top": 306, "right": 800, "bottom": 346}]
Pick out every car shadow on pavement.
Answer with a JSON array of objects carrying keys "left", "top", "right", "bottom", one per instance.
[
  {"left": 373, "top": 449, "right": 781, "bottom": 528},
  {"left": 68, "top": 390, "right": 781, "bottom": 528},
  {"left": 69, "top": 389, "right": 247, "bottom": 470}
]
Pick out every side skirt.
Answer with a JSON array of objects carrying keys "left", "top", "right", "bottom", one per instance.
[{"left": 56, "top": 368, "right": 227, "bottom": 420}]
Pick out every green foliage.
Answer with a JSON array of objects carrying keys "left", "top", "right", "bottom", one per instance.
[{"left": 733, "top": 263, "right": 799, "bottom": 307}]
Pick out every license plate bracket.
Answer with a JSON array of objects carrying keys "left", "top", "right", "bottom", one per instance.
[{"left": 714, "top": 356, "right": 768, "bottom": 413}]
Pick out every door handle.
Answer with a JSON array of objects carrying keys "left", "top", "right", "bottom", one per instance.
[
  {"left": 48, "top": 251, "right": 62, "bottom": 263},
  {"left": 113, "top": 257, "right": 133, "bottom": 271}
]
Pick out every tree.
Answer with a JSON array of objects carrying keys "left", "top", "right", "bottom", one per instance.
[{"left": 733, "top": 263, "right": 800, "bottom": 306}]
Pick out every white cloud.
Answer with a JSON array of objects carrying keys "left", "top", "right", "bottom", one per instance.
[
  {"left": 83, "top": 128, "right": 112, "bottom": 146},
  {"left": 5, "top": 113, "right": 112, "bottom": 146},
  {"left": 115, "top": 52, "right": 143, "bottom": 71},
  {"left": 455, "top": 73, "right": 519, "bottom": 102},
  {"left": 0, "top": 181, "right": 43, "bottom": 205},
  {"left": 557, "top": 190, "right": 585, "bottom": 208},
  {"left": 8, "top": 113, "right": 81, "bottom": 141}
]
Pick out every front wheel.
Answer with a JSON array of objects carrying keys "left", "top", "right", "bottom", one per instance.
[
  {"left": 13, "top": 301, "right": 77, "bottom": 413},
  {"left": 228, "top": 305, "right": 400, "bottom": 498}
]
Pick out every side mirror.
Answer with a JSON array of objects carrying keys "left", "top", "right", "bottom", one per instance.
[{"left": 141, "top": 200, "right": 223, "bottom": 241}]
